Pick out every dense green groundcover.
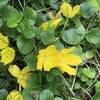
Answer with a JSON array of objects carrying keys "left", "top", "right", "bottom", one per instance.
[{"left": 0, "top": 0, "right": 100, "bottom": 100}]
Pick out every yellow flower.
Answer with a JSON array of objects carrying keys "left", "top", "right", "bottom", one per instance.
[
  {"left": 37, "top": 45, "right": 82, "bottom": 75},
  {"left": 40, "top": 22, "right": 49, "bottom": 31},
  {"left": 37, "top": 45, "right": 59, "bottom": 71},
  {"left": 0, "top": 33, "right": 9, "bottom": 50},
  {"left": 60, "top": 2, "right": 80, "bottom": 18},
  {"left": 8, "top": 65, "right": 31, "bottom": 88},
  {"left": 7, "top": 90, "right": 23, "bottom": 100},
  {"left": 40, "top": 18, "right": 62, "bottom": 31},
  {"left": 0, "top": 47, "right": 15, "bottom": 65}
]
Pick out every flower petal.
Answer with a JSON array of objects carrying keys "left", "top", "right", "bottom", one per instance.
[
  {"left": 18, "top": 73, "right": 31, "bottom": 88},
  {"left": 8, "top": 65, "right": 20, "bottom": 78},
  {"left": 20, "top": 66, "right": 31, "bottom": 75},
  {"left": 60, "top": 47, "right": 75, "bottom": 55},
  {"left": 43, "top": 56, "right": 57, "bottom": 71},
  {"left": 0, "top": 47, "right": 15, "bottom": 65},
  {"left": 59, "top": 64, "right": 76, "bottom": 75},
  {"left": 64, "top": 54, "right": 82, "bottom": 66},
  {"left": 0, "top": 33, "right": 9, "bottom": 50},
  {"left": 71, "top": 5, "right": 80, "bottom": 18},
  {"left": 50, "top": 18, "right": 62, "bottom": 28},
  {"left": 60, "top": 2, "right": 72, "bottom": 18},
  {"left": 37, "top": 55, "right": 44, "bottom": 70},
  {"left": 7, "top": 90, "right": 23, "bottom": 100},
  {"left": 17, "top": 66, "right": 31, "bottom": 88},
  {"left": 40, "top": 22, "right": 49, "bottom": 31}
]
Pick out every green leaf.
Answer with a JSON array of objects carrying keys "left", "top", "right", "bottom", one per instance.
[
  {"left": 0, "top": 5, "right": 23, "bottom": 28},
  {"left": 95, "top": 81, "right": 100, "bottom": 92},
  {"left": 40, "top": 90, "right": 54, "bottom": 100},
  {"left": 54, "top": 97, "right": 63, "bottom": 100},
  {"left": 46, "top": 68, "right": 60, "bottom": 81},
  {"left": 86, "top": 28, "right": 100, "bottom": 45},
  {"left": 81, "top": 74, "right": 88, "bottom": 82},
  {"left": 17, "top": 19, "right": 38, "bottom": 38},
  {"left": 40, "top": 30, "right": 56, "bottom": 45},
  {"left": 0, "top": 89, "right": 8, "bottom": 100},
  {"left": 0, "top": 0, "right": 9, "bottom": 9},
  {"left": 22, "top": 89, "right": 33, "bottom": 100},
  {"left": 84, "top": 50, "right": 95, "bottom": 59},
  {"left": 81, "top": 1, "right": 98, "bottom": 18},
  {"left": 0, "top": 18, "right": 3, "bottom": 27},
  {"left": 54, "top": 40, "right": 64, "bottom": 50},
  {"left": 7, "top": 11, "right": 23, "bottom": 28},
  {"left": 17, "top": 35, "right": 35, "bottom": 54},
  {"left": 61, "top": 24, "right": 85, "bottom": 45},
  {"left": 24, "top": 6, "right": 37, "bottom": 20},
  {"left": 28, "top": 73, "right": 40, "bottom": 90},
  {"left": 93, "top": 81, "right": 100, "bottom": 100},
  {"left": 96, "top": 0, "right": 100, "bottom": 10},
  {"left": 82, "top": 68, "right": 96, "bottom": 79},
  {"left": 24, "top": 53, "right": 37, "bottom": 70},
  {"left": 93, "top": 91, "right": 100, "bottom": 100},
  {"left": 74, "top": 83, "right": 81, "bottom": 90}
]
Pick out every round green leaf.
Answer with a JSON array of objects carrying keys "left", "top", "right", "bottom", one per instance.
[
  {"left": 0, "top": 89, "right": 8, "bottom": 100},
  {"left": 82, "top": 68, "right": 96, "bottom": 79},
  {"left": 40, "top": 90, "right": 54, "bottom": 100},
  {"left": 61, "top": 24, "right": 85, "bottom": 45},
  {"left": 24, "top": 53, "right": 37, "bottom": 70},
  {"left": 17, "top": 35, "right": 35, "bottom": 54},
  {"left": 86, "top": 28, "right": 100, "bottom": 44},
  {"left": 0, "top": 0, "right": 9, "bottom": 9},
  {"left": 81, "top": 1, "right": 98, "bottom": 18},
  {"left": 17, "top": 19, "right": 38, "bottom": 38}
]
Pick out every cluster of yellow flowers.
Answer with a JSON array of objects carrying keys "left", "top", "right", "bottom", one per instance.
[
  {"left": 0, "top": 33, "right": 15, "bottom": 65},
  {"left": 7, "top": 65, "right": 31, "bottom": 100},
  {"left": 37, "top": 45, "right": 82, "bottom": 75},
  {"left": 40, "top": 2, "right": 80, "bottom": 31},
  {"left": 6, "top": 2, "right": 81, "bottom": 100}
]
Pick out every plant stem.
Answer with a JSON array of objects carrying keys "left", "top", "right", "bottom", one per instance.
[
  {"left": 63, "top": 18, "right": 68, "bottom": 30},
  {"left": 59, "top": 73, "right": 75, "bottom": 96}
]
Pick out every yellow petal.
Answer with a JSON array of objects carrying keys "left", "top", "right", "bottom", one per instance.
[
  {"left": 0, "top": 47, "right": 15, "bottom": 65},
  {"left": 39, "top": 22, "right": 49, "bottom": 31},
  {"left": 60, "top": 2, "right": 72, "bottom": 18},
  {"left": 37, "top": 55, "right": 43, "bottom": 70},
  {"left": 20, "top": 66, "right": 31, "bottom": 75},
  {"left": 7, "top": 90, "right": 23, "bottom": 100},
  {"left": 0, "top": 33, "right": 9, "bottom": 50},
  {"left": 18, "top": 73, "right": 31, "bottom": 88},
  {"left": 43, "top": 56, "right": 57, "bottom": 71},
  {"left": 64, "top": 54, "right": 82, "bottom": 66},
  {"left": 59, "top": 64, "right": 76, "bottom": 75},
  {"left": 39, "top": 45, "right": 58, "bottom": 56},
  {"left": 8, "top": 65, "right": 20, "bottom": 78},
  {"left": 50, "top": 18, "right": 62, "bottom": 28},
  {"left": 71, "top": 5, "right": 80, "bottom": 18},
  {"left": 17, "top": 66, "right": 31, "bottom": 88},
  {"left": 60, "top": 47, "right": 75, "bottom": 55}
]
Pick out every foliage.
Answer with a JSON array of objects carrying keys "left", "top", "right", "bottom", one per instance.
[{"left": 0, "top": 0, "right": 100, "bottom": 100}]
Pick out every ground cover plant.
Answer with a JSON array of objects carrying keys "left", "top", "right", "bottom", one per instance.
[{"left": 0, "top": 0, "right": 100, "bottom": 100}]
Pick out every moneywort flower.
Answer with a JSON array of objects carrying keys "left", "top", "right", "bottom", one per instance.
[
  {"left": 40, "top": 13, "right": 62, "bottom": 31},
  {"left": 60, "top": 2, "right": 80, "bottom": 18},
  {"left": 0, "top": 47, "right": 15, "bottom": 65},
  {"left": 0, "top": 33, "right": 9, "bottom": 50},
  {"left": 8, "top": 65, "right": 31, "bottom": 88},
  {"left": 7, "top": 90, "right": 23, "bottom": 100},
  {"left": 37, "top": 45, "right": 82, "bottom": 75}
]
